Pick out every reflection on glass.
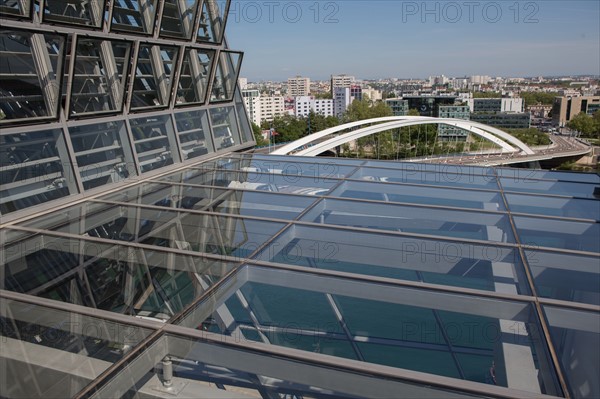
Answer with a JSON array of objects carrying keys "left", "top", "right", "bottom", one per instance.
[
  {"left": 159, "top": 168, "right": 338, "bottom": 195},
  {"left": 500, "top": 178, "right": 599, "bottom": 199},
  {"left": 177, "top": 265, "right": 560, "bottom": 395},
  {"left": 130, "top": 115, "right": 179, "bottom": 173},
  {"left": 209, "top": 106, "right": 240, "bottom": 150},
  {"left": 506, "top": 193, "right": 600, "bottom": 220},
  {"left": 255, "top": 224, "right": 528, "bottom": 293},
  {"left": 514, "top": 216, "right": 600, "bottom": 252},
  {"left": 0, "top": 129, "right": 77, "bottom": 214},
  {"left": 210, "top": 51, "right": 241, "bottom": 102},
  {"left": 174, "top": 109, "right": 213, "bottom": 159},
  {"left": 131, "top": 44, "right": 178, "bottom": 110},
  {"left": 544, "top": 306, "right": 600, "bottom": 399},
  {"left": 175, "top": 48, "right": 215, "bottom": 105},
  {"left": 159, "top": 0, "right": 198, "bottom": 39},
  {"left": 525, "top": 250, "right": 600, "bottom": 306},
  {"left": 301, "top": 199, "right": 514, "bottom": 242},
  {"left": 1, "top": 231, "right": 236, "bottom": 319},
  {"left": 0, "top": 299, "right": 151, "bottom": 398},
  {"left": 498, "top": 168, "right": 600, "bottom": 184},
  {"left": 70, "top": 38, "right": 131, "bottom": 116},
  {"left": 235, "top": 98, "right": 254, "bottom": 143},
  {"left": 196, "top": 0, "right": 229, "bottom": 43},
  {"left": 69, "top": 121, "right": 137, "bottom": 190},
  {"left": 0, "top": 30, "right": 65, "bottom": 123},
  {"left": 110, "top": 0, "right": 158, "bottom": 34},
  {"left": 0, "top": 0, "right": 30, "bottom": 17},
  {"left": 43, "top": 0, "right": 105, "bottom": 27}
]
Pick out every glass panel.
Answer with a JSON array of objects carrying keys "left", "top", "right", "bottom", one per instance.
[
  {"left": 0, "top": 299, "right": 152, "bottom": 399},
  {"left": 129, "top": 114, "right": 179, "bottom": 173},
  {"left": 505, "top": 193, "right": 600, "bottom": 220},
  {"left": 363, "top": 161, "right": 495, "bottom": 177},
  {"left": 43, "top": 0, "right": 105, "bottom": 27},
  {"left": 0, "top": 0, "right": 30, "bottom": 17},
  {"left": 514, "top": 216, "right": 600, "bottom": 252},
  {"left": 500, "top": 178, "right": 598, "bottom": 199},
  {"left": 255, "top": 224, "right": 529, "bottom": 293},
  {"left": 130, "top": 44, "right": 178, "bottom": 110},
  {"left": 544, "top": 306, "right": 600, "bottom": 399},
  {"left": 70, "top": 38, "right": 131, "bottom": 116},
  {"left": 90, "top": 334, "right": 481, "bottom": 399},
  {"left": 300, "top": 199, "right": 514, "bottom": 242},
  {"left": 331, "top": 180, "right": 506, "bottom": 211},
  {"left": 210, "top": 50, "right": 241, "bottom": 103},
  {"left": 498, "top": 168, "right": 600, "bottom": 184},
  {"left": 241, "top": 153, "right": 366, "bottom": 166},
  {"left": 0, "top": 30, "right": 65, "bottom": 123},
  {"left": 100, "top": 182, "right": 315, "bottom": 219},
  {"left": 235, "top": 95, "right": 253, "bottom": 143},
  {"left": 209, "top": 106, "right": 240, "bottom": 150},
  {"left": 525, "top": 250, "right": 600, "bottom": 306},
  {"left": 175, "top": 47, "right": 215, "bottom": 105},
  {"left": 20, "top": 202, "right": 285, "bottom": 259},
  {"left": 159, "top": 0, "right": 198, "bottom": 39},
  {"left": 196, "top": 0, "right": 229, "bottom": 43},
  {"left": 158, "top": 168, "right": 339, "bottom": 195},
  {"left": 350, "top": 166, "right": 500, "bottom": 190},
  {"left": 69, "top": 121, "right": 137, "bottom": 190},
  {"left": 174, "top": 109, "right": 213, "bottom": 159},
  {"left": 1, "top": 231, "right": 236, "bottom": 318},
  {"left": 110, "top": 0, "right": 158, "bottom": 34},
  {"left": 0, "top": 129, "right": 77, "bottom": 214},
  {"left": 177, "top": 265, "right": 561, "bottom": 395}
]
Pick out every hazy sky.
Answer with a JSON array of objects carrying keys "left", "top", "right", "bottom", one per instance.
[{"left": 223, "top": 0, "right": 600, "bottom": 81}]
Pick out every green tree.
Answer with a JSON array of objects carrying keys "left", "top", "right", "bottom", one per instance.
[
  {"left": 407, "top": 108, "right": 420, "bottom": 116},
  {"left": 567, "top": 112, "right": 598, "bottom": 138},
  {"left": 472, "top": 92, "right": 502, "bottom": 98},
  {"left": 251, "top": 122, "right": 268, "bottom": 146}
]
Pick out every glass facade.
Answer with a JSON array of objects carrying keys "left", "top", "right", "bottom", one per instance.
[
  {"left": 0, "top": 0, "right": 252, "bottom": 218},
  {"left": 1, "top": 153, "right": 598, "bottom": 399}
]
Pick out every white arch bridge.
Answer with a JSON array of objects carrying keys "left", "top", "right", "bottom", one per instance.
[{"left": 271, "top": 116, "right": 536, "bottom": 157}]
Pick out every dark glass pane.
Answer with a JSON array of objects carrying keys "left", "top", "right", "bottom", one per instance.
[
  {"left": 130, "top": 45, "right": 178, "bottom": 109},
  {"left": 110, "top": 0, "right": 158, "bottom": 34},
  {"left": 43, "top": 0, "right": 105, "bottom": 27},
  {"left": 129, "top": 114, "right": 178, "bottom": 173}
]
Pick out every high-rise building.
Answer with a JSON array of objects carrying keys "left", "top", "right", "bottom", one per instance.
[
  {"left": 330, "top": 74, "right": 355, "bottom": 92},
  {"left": 334, "top": 87, "right": 352, "bottom": 117},
  {"left": 385, "top": 98, "right": 409, "bottom": 116},
  {"left": 295, "top": 96, "right": 334, "bottom": 117},
  {"left": 287, "top": 76, "right": 311, "bottom": 97},
  {"left": 552, "top": 95, "right": 600, "bottom": 127}
]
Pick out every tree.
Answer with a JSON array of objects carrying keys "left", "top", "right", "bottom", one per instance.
[
  {"left": 567, "top": 112, "right": 598, "bottom": 138},
  {"left": 407, "top": 108, "right": 420, "bottom": 116},
  {"left": 251, "top": 122, "right": 268, "bottom": 146}
]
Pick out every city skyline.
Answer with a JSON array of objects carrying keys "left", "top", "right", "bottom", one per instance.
[{"left": 225, "top": 0, "right": 600, "bottom": 81}]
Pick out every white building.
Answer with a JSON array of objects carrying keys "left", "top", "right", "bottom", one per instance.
[
  {"left": 362, "top": 87, "right": 382, "bottom": 102},
  {"left": 466, "top": 98, "right": 524, "bottom": 113},
  {"left": 242, "top": 89, "right": 260, "bottom": 125},
  {"left": 287, "top": 76, "right": 311, "bottom": 97},
  {"left": 238, "top": 77, "right": 248, "bottom": 90},
  {"left": 295, "top": 96, "right": 334, "bottom": 118},
  {"left": 242, "top": 90, "right": 286, "bottom": 125},
  {"left": 334, "top": 87, "right": 352, "bottom": 117},
  {"left": 469, "top": 75, "right": 492, "bottom": 85},
  {"left": 331, "top": 74, "right": 355, "bottom": 92}
]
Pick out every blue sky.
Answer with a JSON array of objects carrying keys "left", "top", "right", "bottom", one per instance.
[{"left": 223, "top": 0, "right": 600, "bottom": 81}]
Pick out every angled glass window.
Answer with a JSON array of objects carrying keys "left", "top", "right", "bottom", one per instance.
[
  {"left": 159, "top": 0, "right": 198, "bottom": 39},
  {"left": 0, "top": 298, "right": 152, "bottom": 399},
  {"left": 500, "top": 177, "right": 598, "bottom": 199},
  {"left": 514, "top": 216, "right": 600, "bottom": 253},
  {"left": 0, "top": 30, "right": 65, "bottom": 124},
  {"left": 129, "top": 114, "right": 179, "bottom": 173},
  {"left": 209, "top": 106, "right": 241, "bottom": 150},
  {"left": 300, "top": 199, "right": 514, "bottom": 243},
  {"left": 158, "top": 168, "right": 339, "bottom": 195},
  {"left": 210, "top": 50, "right": 242, "bottom": 103},
  {"left": 131, "top": 44, "right": 179, "bottom": 110},
  {"left": 68, "top": 120, "right": 137, "bottom": 190},
  {"left": 0, "top": 129, "right": 77, "bottom": 215},
  {"left": 43, "top": 0, "right": 105, "bottom": 27},
  {"left": 331, "top": 180, "right": 506, "bottom": 211},
  {"left": 498, "top": 168, "right": 600, "bottom": 184},
  {"left": 350, "top": 166, "right": 500, "bottom": 190},
  {"left": 544, "top": 306, "right": 600, "bottom": 399},
  {"left": 505, "top": 193, "right": 600, "bottom": 221},
  {"left": 0, "top": 0, "right": 31, "bottom": 17},
  {"left": 174, "top": 109, "right": 213, "bottom": 159},
  {"left": 235, "top": 95, "right": 254, "bottom": 143},
  {"left": 110, "top": 0, "right": 158, "bottom": 34},
  {"left": 175, "top": 47, "right": 215, "bottom": 105},
  {"left": 525, "top": 250, "right": 600, "bottom": 306},
  {"left": 255, "top": 224, "right": 529, "bottom": 293},
  {"left": 1, "top": 231, "right": 236, "bottom": 318},
  {"left": 70, "top": 38, "right": 132, "bottom": 116},
  {"left": 178, "top": 265, "right": 562, "bottom": 395},
  {"left": 196, "top": 0, "right": 229, "bottom": 43}
]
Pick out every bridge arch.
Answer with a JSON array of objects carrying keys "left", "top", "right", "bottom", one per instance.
[{"left": 271, "top": 116, "right": 535, "bottom": 156}]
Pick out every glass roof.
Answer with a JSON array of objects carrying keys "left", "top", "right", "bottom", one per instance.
[{"left": 1, "top": 153, "right": 598, "bottom": 399}]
